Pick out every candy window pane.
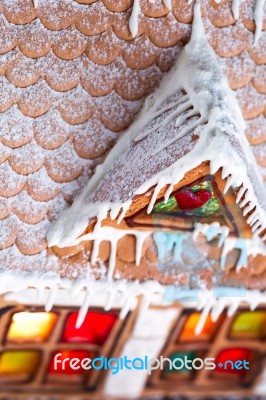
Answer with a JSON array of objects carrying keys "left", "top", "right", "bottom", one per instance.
[
  {"left": 230, "top": 311, "right": 266, "bottom": 340},
  {"left": 178, "top": 312, "right": 222, "bottom": 343},
  {"left": 61, "top": 311, "right": 118, "bottom": 345},
  {"left": 0, "top": 350, "right": 41, "bottom": 382},
  {"left": 6, "top": 312, "right": 58, "bottom": 343}
]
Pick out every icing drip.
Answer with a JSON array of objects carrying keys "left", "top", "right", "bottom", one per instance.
[
  {"left": 169, "top": 285, "right": 266, "bottom": 334},
  {"left": 129, "top": 0, "right": 141, "bottom": 38},
  {"left": 47, "top": 2, "right": 266, "bottom": 260},
  {"left": 193, "top": 222, "right": 229, "bottom": 247},
  {"left": 163, "top": 0, "right": 172, "bottom": 9},
  {"left": 45, "top": 286, "right": 56, "bottom": 312},
  {"left": 155, "top": 224, "right": 266, "bottom": 272},
  {"left": 231, "top": 0, "right": 265, "bottom": 45},
  {"left": 87, "top": 227, "right": 150, "bottom": 280},
  {"left": 254, "top": 0, "right": 266, "bottom": 45},
  {"left": 32, "top": 0, "right": 38, "bottom": 7},
  {"left": 220, "top": 235, "right": 266, "bottom": 271},
  {"left": 232, "top": 0, "right": 241, "bottom": 20},
  {"left": 129, "top": 0, "right": 172, "bottom": 37},
  {"left": 76, "top": 288, "right": 91, "bottom": 328},
  {"left": 2, "top": 270, "right": 266, "bottom": 335}
]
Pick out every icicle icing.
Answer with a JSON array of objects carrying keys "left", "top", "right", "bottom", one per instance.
[
  {"left": 129, "top": 0, "right": 140, "bottom": 38},
  {"left": 129, "top": 0, "right": 172, "bottom": 37},
  {"left": 232, "top": 0, "right": 241, "bottom": 19},
  {"left": 193, "top": 222, "right": 229, "bottom": 247},
  {"left": 2, "top": 270, "right": 266, "bottom": 334},
  {"left": 254, "top": 0, "right": 266, "bottom": 45}
]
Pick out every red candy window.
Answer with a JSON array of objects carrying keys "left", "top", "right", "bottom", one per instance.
[{"left": 61, "top": 311, "right": 118, "bottom": 345}]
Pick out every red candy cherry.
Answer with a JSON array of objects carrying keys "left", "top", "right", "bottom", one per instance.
[
  {"left": 174, "top": 189, "right": 211, "bottom": 210},
  {"left": 196, "top": 189, "right": 212, "bottom": 204}
]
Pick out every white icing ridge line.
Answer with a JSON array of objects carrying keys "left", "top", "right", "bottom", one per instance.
[
  {"left": 2, "top": 270, "right": 266, "bottom": 333},
  {"left": 47, "top": 1, "right": 266, "bottom": 261}
]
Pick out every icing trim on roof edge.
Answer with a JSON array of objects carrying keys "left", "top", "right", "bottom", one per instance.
[
  {"left": 47, "top": 2, "right": 266, "bottom": 256},
  {"left": 1, "top": 269, "right": 266, "bottom": 331}
]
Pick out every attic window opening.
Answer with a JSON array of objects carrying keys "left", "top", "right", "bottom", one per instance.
[{"left": 125, "top": 175, "right": 238, "bottom": 235}]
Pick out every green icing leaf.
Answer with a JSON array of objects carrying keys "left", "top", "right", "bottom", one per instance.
[
  {"left": 153, "top": 196, "right": 178, "bottom": 213},
  {"left": 191, "top": 182, "right": 212, "bottom": 193}
]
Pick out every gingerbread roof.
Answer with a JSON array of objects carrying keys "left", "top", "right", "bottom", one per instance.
[{"left": 0, "top": 0, "right": 266, "bottom": 289}]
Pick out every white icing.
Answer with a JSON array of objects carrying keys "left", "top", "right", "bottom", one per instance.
[
  {"left": 129, "top": 0, "right": 172, "bottom": 37},
  {"left": 232, "top": 0, "right": 241, "bottom": 20},
  {"left": 220, "top": 235, "right": 266, "bottom": 271},
  {"left": 104, "top": 337, "right": 165, "bottom": 397},
  {"left": 231, "top": 0, "right": 265, "bottom": 45},
  {"left": 163, "top": 0, "right": 172, "bottom": 10},
  {"left": 1, "top": 271, "right": 163, "bottom": 327},
  {"left": 129, "top": 0, "right": 140, "bottom": 38},
  {"left": 2, "top": 269, "right": 266, "bottom": 335},
  {"left": 85, "top": 227, "right": 150, "bottom": 280},
  {"left": 47, "top": 2, "right": 266, "bottom": 270},
  {"left": 254, "top": 0, "right": 266, "bottom": 45},
  {"left": 104, "top": 307, "right": 178, "bottom": 397},
  {"left": 193, "top": 222, "right": 229, "bottom": 247},
  {"left": 129, "top": 0, "right": 265, "bottom": 42},
  {"left": 132, "top": 307, "right": 178, "bottom": 338},
  {"left": 32, "top": 0, "right": 38, "bottom": 7},
  {"left": 195, "top": 287, "right": 266, "bottom": 334}
]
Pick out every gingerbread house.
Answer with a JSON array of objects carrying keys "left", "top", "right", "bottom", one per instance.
[{"left": 0, "top": 0, "right": 266, "bottom": 398}]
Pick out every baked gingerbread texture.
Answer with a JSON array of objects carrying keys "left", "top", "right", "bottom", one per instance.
[{"left": 0, "top": 0, "right": 265, "bottom": 287}]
